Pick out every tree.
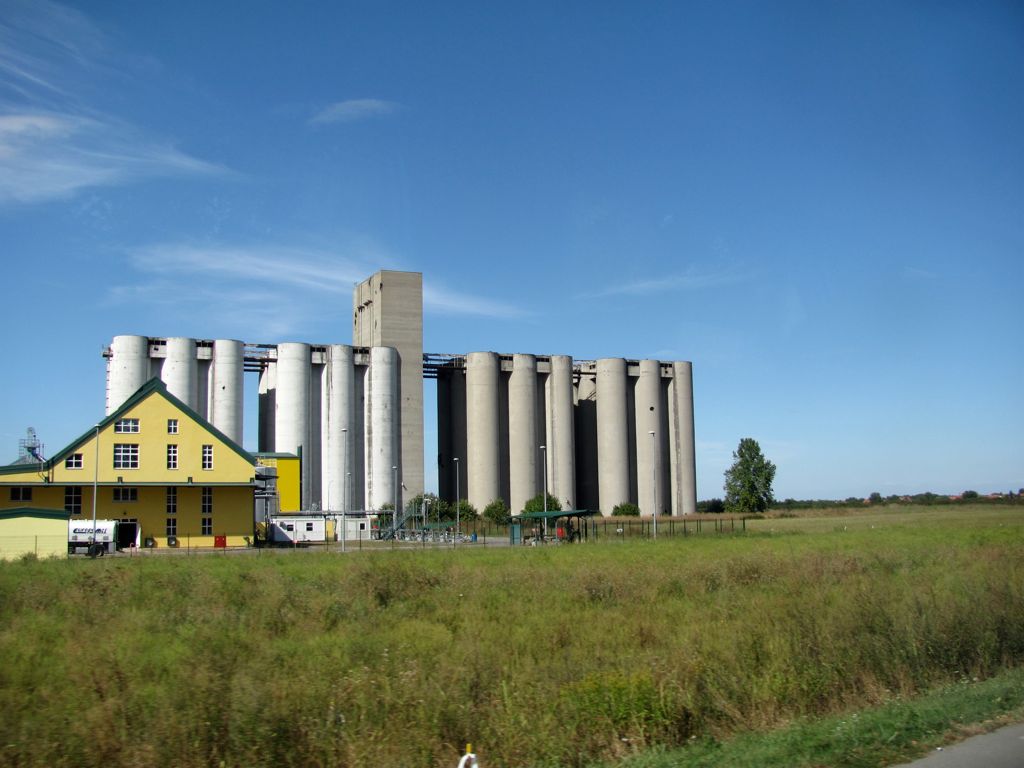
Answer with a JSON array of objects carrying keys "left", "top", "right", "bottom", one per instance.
[
  {"left": 523, "top": 493, "right": 561, "bottom": 515},
  {"left": 611, "top": 502, "right": 640, "bottom": 516},
  {"left": 868, "top": 492, "right": 883, "bottom": 504},
  {"left": 482, "top": 498, "right": 511, "bottom": 525},
  {"left": 724, "top": 438, "right": 776, "bottom": 515},
  {"left": 454, "top": 499, "right": 479, "bottom": 520}
]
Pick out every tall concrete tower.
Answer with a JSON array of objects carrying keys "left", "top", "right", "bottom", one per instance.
[{"left": 352, "top": 271, "right": 424, "bottom": 504}]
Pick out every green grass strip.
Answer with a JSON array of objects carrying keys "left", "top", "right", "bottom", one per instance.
[{"left": 613, "top": 667, "right": 1024, "bottom": 768}]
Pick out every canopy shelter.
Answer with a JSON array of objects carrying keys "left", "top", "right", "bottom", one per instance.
[{"left": 511, "top": 509, "right": 598, "bottom": 544}]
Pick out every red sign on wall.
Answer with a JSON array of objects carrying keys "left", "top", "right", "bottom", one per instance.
[{"left": 214, "top": 535, "right": 227, "bottom": 548}]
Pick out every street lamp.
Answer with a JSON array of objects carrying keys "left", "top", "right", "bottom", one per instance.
[
  {"left": 454, "top": 457, "right": 460, "bottom": 542},
  {"left": 540, "top": 445, "right": 547, "bottom": 539},
  {"left": 649, "top": 430, "right": 657, "bottom": 540},
  {"left": 341, "top": 427, "right": 348, "bottom": 553},
  {"left": 392, "top": 465, "right": 399, "bottom": 536},
  {"left": 341, "top": 428, "right": 348, "bottom": 513},
  {"left": 92, "top": 423, "right": 100, "bottom": 549}
]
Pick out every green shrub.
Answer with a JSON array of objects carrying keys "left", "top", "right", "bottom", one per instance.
[
  {"left": 522, "top": 492, "right": 561, "bottom": 515},
  {"left": 612, "top": 502, "right": 640, "bottom": 516}
]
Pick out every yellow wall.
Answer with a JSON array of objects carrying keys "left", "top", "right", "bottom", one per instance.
[
  {"left": 255, "top": 455, "right": 301, "bottom": 512},
  {"left": 49, "top": 394, "right": 255, "bottom": 486},
  {"left": 0, "top": 515, "right": 67, "bottom": 560},
  {"left": 0, "top": 485, "right": 255, "bottom": 549}
]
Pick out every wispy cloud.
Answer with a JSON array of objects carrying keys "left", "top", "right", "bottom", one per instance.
[
  {"left": 423, "top": 283, "right": 527, "bottom": 319},
  {"left": 127, "top": 243, "right": 376, "bottom": 294},
  {"left": 581, "top": 263, "right": 752, "bottom": 299},
  {"left": 0, "top": 0, "right": 223, "bottom": 204},
  {"left": 113, "top": 242, "right": 528, "bottom": 335},
  {"left": 0, "top": 112, "right": 223, "bottom": 203},
  {"left": 309, "top": 99, "right": 401, "bottom": 126}
]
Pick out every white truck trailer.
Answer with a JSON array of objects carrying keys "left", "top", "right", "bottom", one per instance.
[
  {"left": 68, "top": 520, "right": 119, "bottom": 556},
  {"left": 268, "top": 514, "right": 327, "bottom": 545}
]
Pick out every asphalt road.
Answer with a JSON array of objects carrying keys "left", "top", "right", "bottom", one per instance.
[{"left": 893, "top": 722, "right": 1024, "bottom": 767}]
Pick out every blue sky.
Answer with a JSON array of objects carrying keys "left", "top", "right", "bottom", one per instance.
[{"left": 1, "top": 0, "right": 1021, "bottom": 500}]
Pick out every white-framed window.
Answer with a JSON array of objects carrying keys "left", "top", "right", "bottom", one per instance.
[
  {"left": 114, "top": 418, "right": 140, "bottom": 434},
  {"left": 166, "top": 487, "right": 177, "bottom": 515},
  {"left": 167, "top": 419, "right": 178, "bottom": 435},
  {"left": 64, "top": 486, "right": 82, "bottom": 514},
  {"left": 202, "top": 444, "right": 213, "bottom": 470},
  {"left": 9, "top": 487, "right": 32, "bottom": 502},
  {"left": 201, "top": 486, "right": 213, "bottom": 515},
  {"left": 201, "top": 517, "right": 212, "bottom": 536},
  {"left": 167, "top": 444, "right": 178, "bottom": 470},
  {"left": 113, "top": 444, "right": 139, "bottom": 469},
  {"left": 113, "top": 487, "right": 138, "bottom": 503},
  {"left": 65, "top": 453, "right": 83, "bottom": 470},
  {"left": 166, "top": 517, "right": 177, "bottom": 537},
  {"left": 306, "top": 522, "right": 314, "bottom": 532}
]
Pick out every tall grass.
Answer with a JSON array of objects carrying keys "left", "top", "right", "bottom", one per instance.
[{"left": 0, "top": 513, "right": 1022, "bottom": 767}]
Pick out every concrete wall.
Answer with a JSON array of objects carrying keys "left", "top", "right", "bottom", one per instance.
[
  {"left": 466, "top": 352, "right": 500, "bottom": 511},
  {"left": 433, "top": 353, "right": 696, "bottom": 517},
  {"left": 353, "top": 271, "right": 424, "bottom": 504},
  {"left": 508, "top": 354, "right": 538, "bottom": 516}
]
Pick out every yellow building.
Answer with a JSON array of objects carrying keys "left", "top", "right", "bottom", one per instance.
[
  {"left": 0, "top": 379, "right": 258, "bottom": 549},
  {"left": 0, "top": 508, "right": 70, "bottom": 560},
  {"left": 254, "top": 453, "right": 301, "bottom": 512}
]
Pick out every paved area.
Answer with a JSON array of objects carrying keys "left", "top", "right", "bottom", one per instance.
[{"left": 893, "top": 722, "right": 1024, "bottom": 767}]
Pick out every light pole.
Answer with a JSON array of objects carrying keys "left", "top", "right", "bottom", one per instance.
[
  {"left": 392, "top": 465, "right": 399, "bottom": 535},
  {"left": 540, "top": 445, "right": 547, "bottom": 539},
  {"left": 454, "top": 457, "right": 460, "bottom": 542},
  {"left": 340, "top": 427, "right": 349, "bottom": 553},
  {"left": 649, "top": 430, "right": 657, "bottom": 540},
  {"left": 92, "top": 423, "right": 100, "bottom": 548},
  {"left": 340, "top": 428, "right": 348, "bottom": 514}
]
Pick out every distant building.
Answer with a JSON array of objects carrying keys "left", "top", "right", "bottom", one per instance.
[{"left": 103, "top": 270, "right": 698, "bottom": 518}]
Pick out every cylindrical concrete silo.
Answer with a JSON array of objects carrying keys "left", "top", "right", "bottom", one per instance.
[
  {"left": 466, "top": 352, "right": 500, "bottom": 512},
  {"left": 162, "top": 337, "right": 198, "bottom": 410},
  {"left": 450, "top": 367, "right": 468, "bottom": 506},
  {"left": 107, "top": 335, "right": 150, "bottom": 414},
  {"left": 508, "top": 354, "right": 538, "bottom": 516},
  {"left": 366, "top": 346, "right": 399, "bottom": 511},
  {"left": 634, "top": 359, "right": 661, "bottom": 516},
  {"left": 596, "top": 358, "right": 630, "bottom": 516},
  {"left": 548, "top": 355, "right": 575, "bottom": 509},
  {"left": 258, "top": 362, "right": 276, "bottom": 452},
  {"left": 322, "top": 345, "right": 354, "bottom": 512},
  {"left": 670, "top": 361, "right": 697, "bottom": 515},
  {"left": 211, "top": 339, "right": 244, "bottom": 444},
  {"left": 276, "top": 343, "right": 311, "bottom": 509}
]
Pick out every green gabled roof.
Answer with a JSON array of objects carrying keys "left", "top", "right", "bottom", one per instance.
[
  {"left": 0, "top": 507, "right": 70, "bottom": 521},
  {"left": 0, "top": 378, "right": 256, "bottom": 475}
]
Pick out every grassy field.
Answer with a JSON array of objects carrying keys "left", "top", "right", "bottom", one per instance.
[{"left": 0, "top": 507, "right": 1021, "bottom": 767}]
